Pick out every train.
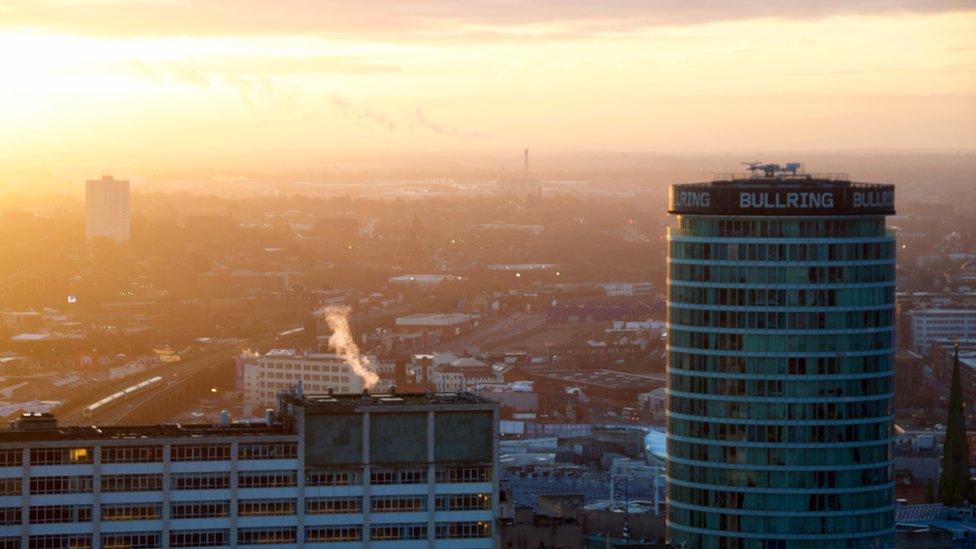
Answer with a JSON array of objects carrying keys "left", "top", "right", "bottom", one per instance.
[{"left": 83, "top": 376, "right": 164, "bottom": 418}]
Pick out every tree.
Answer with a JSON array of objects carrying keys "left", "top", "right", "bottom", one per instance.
[{"left": 940, "top": 344, "right": 972, "bottom": 505}]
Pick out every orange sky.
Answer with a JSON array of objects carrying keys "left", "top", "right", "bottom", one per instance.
[{"left": 0, "top": 1, "right": 973, "bottom": 179}]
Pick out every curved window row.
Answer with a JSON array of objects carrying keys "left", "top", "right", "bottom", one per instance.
[
  {"left": 668, "top": 485, "right": 892, "bottom": 516},
  {"left": 670, "top": 353, "right": 892, "bottom": 376},
  {"left": 668, "top": 504, "right": 892, "bottom": 537},
  {"left": 668, "top": 373, "right": 892, "bottom": 398},
  {"left": 670, "top": 263, "right": 894, "bottom": 285},
  {"left": 669, "top": 285, "right": 894, "bottom": 307},
  {"left": 669, "top": 330, "right": 892, "bottom": 353},
  {"left": 677, "top": 216, "right": 886, "bottom": 239},
  {"left": 669, "top": 417, "right": 891, "bottom": 444},
  {"left": 669, "top": 396, "right": 891, "bottom": 421},
  {"left": 669, "top": 308, "right": 892, "bottom": 331},
  {"left": 668, "top": 439, "right": 891, "bottom": 467},
  {"left": 668, "top": 525, "right": 893, "bottom": 548},
  {"left": 668, "top": 462, "right": 891, "bottom": 492},
  {"left": 670, "top": 240, "right": 894, "bottom": 262}
]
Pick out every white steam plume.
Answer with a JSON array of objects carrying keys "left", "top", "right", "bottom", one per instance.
[{"left": 316, "top": 305, "right": 379, "bottom": 389}]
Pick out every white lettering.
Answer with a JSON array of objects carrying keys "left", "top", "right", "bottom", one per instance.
[
  {"left": 677, "top": 191, "right": 710, "bottom": 208},
  {"left": 738, "top": 192, "right": 835, "bottom": 209}
]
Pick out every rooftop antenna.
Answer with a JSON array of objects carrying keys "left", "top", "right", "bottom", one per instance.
[{"left": 742, "top": 161, "right": 802, "bottom": 178}]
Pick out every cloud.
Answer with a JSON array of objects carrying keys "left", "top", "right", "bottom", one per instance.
[
  {"left": 409, "top": 108, "right": 487, "bottom": 139},
  {"left": 2, "top": 0, "right": 973, "bottom": 41},
  {"left": 327, "top": 94, "right": 397, "bottom": 132}
]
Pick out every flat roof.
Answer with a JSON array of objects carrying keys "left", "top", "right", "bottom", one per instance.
[
  {"left": 396, "top": 313, "right": 470, "bottom": 326},
  {"left": 291, "top": 391, "right": 495, "bottom": 412},
  {"left": 530, "top": 369, "right": 665, "bottom": 390},
  {"left": 0, "top": 419, "right": 292, "bottom": 444}
]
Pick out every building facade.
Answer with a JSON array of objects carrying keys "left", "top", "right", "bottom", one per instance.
[
  {"left": 666, "top": 172, "right": 897, "bottom": 547},
  {"left": 0, "top": 391, "right": 498, "bottom": 548},
  {"left": 240, "top": 350, "right": 366, "bottom": 408},
  {"left": 86, "top": 176, "right": 131, "bottom": 243},
  {"left": 909, "top": 309, "right": 976, "bottom": 354}
]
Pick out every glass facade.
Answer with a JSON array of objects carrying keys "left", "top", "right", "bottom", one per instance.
[{"left": 666, "top": 212, "right": 895, "bottom": 548}]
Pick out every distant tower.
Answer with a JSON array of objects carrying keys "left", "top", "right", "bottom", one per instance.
[
  {"left": 524, "top": 148, "right": 529, "bottom": 177},
  {"left": 85, "top": 175, "right": 130, "bottom": 242}
]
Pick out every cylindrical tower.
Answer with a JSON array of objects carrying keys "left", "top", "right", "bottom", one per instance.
[{"left": 665, "top": 171, "right": 896, "bottom": 548}]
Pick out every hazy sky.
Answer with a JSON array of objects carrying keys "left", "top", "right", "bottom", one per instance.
[{"left": 0, "top": 0, "right": 973, "bottom": 177}]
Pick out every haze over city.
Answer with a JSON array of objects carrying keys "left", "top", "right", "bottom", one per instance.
[{"left": 0, "top": 1, "right": 975, "bottom": 548}]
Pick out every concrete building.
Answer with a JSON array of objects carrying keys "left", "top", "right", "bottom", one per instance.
[
  {"left": 240, "top": 349, "right": 367, "bottom": 407},
  {"left": 395, "top": 313, "right": 474, "bottom": 343},
  {"left": 910, "top": 309, "right": 976, "bottom": 353},
  {"left": 0, "top": 391, "right": 498, "bottom": 548},
  {"left": 85, "top": 175, "right": 130, "bottom": 242},
  {"left": 666, "top": 169, "right": 897, "bottom": 546},
  {"left": 599, "top": 282, "right": 654, "bottom": 297}
]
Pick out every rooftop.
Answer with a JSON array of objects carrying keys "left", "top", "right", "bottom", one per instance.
[
  {"left": 395, "top": 313, "right": 470, "bottom": 326},
  {"left": 530, "top": 369, "right": 665, "bottom": 390},
  {"left": 0, "top": 412, "right": 290, "bottom": 444},
  {"left": 286, "top": 390, "right": 495, "bottom": 412}
]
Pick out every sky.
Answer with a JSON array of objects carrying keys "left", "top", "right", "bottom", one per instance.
[{"left": 0, "top": 0, "right": 974, "bottom": 179}]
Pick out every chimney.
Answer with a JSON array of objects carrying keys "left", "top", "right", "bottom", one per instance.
[
  {"left": 219, "top": 410, "right": 230, "bottom": 426},
  {"left": 395, "top": 357, "right": 407, "bottom": 388}
]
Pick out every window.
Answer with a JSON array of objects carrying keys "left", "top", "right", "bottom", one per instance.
[
  {"left": 238, "top": 499, "right": 295, "bottom": 516},
  {"left": 169, "top": 530, "right": 227, "bottom": 548},
  {"left": 30, "top": 476, "right": 93, "bottom": 494},
  {"left": 435, "top": 521, "right": 492, "bottom": 539},
  {"left": 0, "top": 478, "right": 18, "bottom": 497},
  {"left": 101, "top": 474, "right": 162, "bottom": 493},
  {"left": 101, "top": 533, "right": 160, "bottom": 549},
  {"left": 171, "top": 472, "right": 230, "bottom": 490},
  {"left": 0, "top": 507, "right": 20, "bottom": 526},
  {"left": 237, "top": 528, "right": 296, "bottom": 545},
  {"left": 372, "top": 496, "right": 426, "bottom": 512},
  {"left": 305, "top": 526, "right": 362, "bottom": 542},
  {"left": 435, "top": 466, "right": 491, "bottom": 483},
  {"left": 436, "top": 493, "right": 492, "bottom": 511},
  {"left": 170, "top": 501, "right": 229, "bottom": 519},
  {"left": 30, "top": 505, "right": 92, "bottom": 523},
  {"left": 238, "top": 442, "right": 296, "bottom": 460},
  {"left": 0, "top": 450, "right": 22, "bottom": 467},
  {"left": 371, "top": 468, "right": 428, "bottom": 485},
  {"left": 101, "top": 446, "right": 162, "bottom": 464},
  {"left": 101, "top": 504, "right": 161, "bottom": 521},
  {"left": 238, "top": 471, "right": 295, "bottom": 488},
  {"left": 305, "top": 497, "right": 361, "bottom": 515},
  {"left": 28, "top": 535, "right": 92, "bottom": 549},
  {"left": 0, "top": 538, "right": 18, "bottom": 549},
  {"left": 371, "top": 524, "right": 427, "bottom": 541},
  {"left": 306, "top": 470, "right": 359, "bottom": 486},
  {"left": 30, "top": 447, "right": 94, "bottom": 465},
  {"left": 170, "top": 444, "right": 230, "bottom": 462}
]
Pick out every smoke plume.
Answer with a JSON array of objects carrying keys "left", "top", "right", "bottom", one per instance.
[{"left": 316, "top": 305, "right": 379, "bottom": 389}]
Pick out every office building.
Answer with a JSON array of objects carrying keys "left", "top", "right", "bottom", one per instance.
[
  {"left": 239, "top": 349, "right": 367, "bottom": 407},
  {"left": 909, "top": 309, "right": 976, "bottom": 353},
  {"left": 0, "top": 391, "right": 498, "bottom": 548},
  {"left": 85, "top": 176, "right": 131, "bottom": 243},
  {"left": 666, "top": 167, "right": 896, "bottom": 547}
]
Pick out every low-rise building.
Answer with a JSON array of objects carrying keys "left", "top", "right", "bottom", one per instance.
[
  {"left": 240, "top": 349, "right": 368, "bottom": 407},
  {"left": 910, "top": 308, "right": 976, "bottom": 353},
  {"left": 0, "top": 391, "right": 499, "bottom": 548}
]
